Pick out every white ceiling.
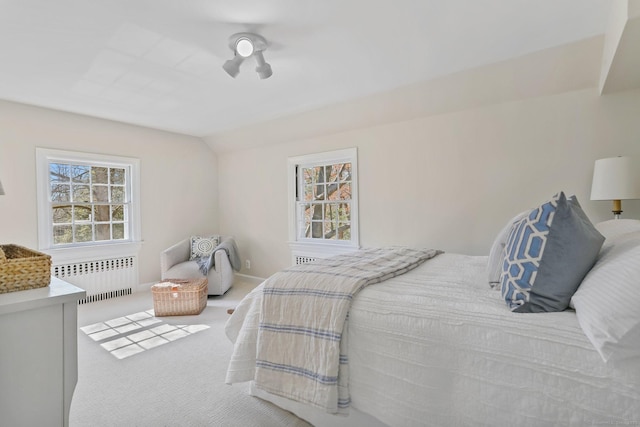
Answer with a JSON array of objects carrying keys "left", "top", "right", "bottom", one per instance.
[{"left": 0, "top": 0, "right": 611, "bottom": 139}]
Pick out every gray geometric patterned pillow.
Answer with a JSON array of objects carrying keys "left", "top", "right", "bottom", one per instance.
[
  {"left": 500, "top": 192, "right": 604, "bottom": 313},
  {"left": 189, "top": 235, "right": 220, "bottom": 260}
]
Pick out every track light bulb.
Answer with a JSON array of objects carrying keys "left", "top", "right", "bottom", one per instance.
[
  {"left": 254, "top": 51, "right": 272, "bottom": 79},
  {"left": 235, "top": 37, "right": 254, "bottom": 57},
  {"left": 223, "top": 55, "right": 244, "bottom": 78}
]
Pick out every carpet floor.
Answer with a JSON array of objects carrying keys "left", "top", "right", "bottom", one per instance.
[{"left": 69, "top": 280, "right": 311, "bottom": 427}]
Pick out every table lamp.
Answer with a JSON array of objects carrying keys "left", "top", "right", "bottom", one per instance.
[{"left": 590, "top": 156, "right": 640, "bottom": 219}]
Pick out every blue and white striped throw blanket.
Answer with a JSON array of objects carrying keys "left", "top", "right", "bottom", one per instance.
[{"left": 254, "top": 246, "right": 442, "bottom": 414}]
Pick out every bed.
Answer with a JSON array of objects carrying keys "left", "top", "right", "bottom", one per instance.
[{"left": 225, "top": 195, "right": 640, "bottom": 426}]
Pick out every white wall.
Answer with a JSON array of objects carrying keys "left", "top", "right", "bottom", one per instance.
[
  {"left": 0, "top": 100, "right": 218, "bottom": 285},
  {"left": 2, "top": 37, "right": 639, "bottom": 285},
  {"left": 215, "top": 42, "right": 640, "bottom": 279}
]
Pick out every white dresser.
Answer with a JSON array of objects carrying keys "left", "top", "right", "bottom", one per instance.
[{"left": 0, "top": 277, "right": 85, "bottom": 427}]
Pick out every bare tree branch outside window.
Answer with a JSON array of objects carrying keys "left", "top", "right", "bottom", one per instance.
[
  {"left": 301, "top": 162, "right": 352, "bottom": 241},
  {"left": 49, "top": 162, "right": 128, "bottom": 245}
]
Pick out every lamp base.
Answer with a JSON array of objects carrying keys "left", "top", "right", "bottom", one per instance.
[{"left": 612, "top": 199, "right": 622, "bottom": 219}]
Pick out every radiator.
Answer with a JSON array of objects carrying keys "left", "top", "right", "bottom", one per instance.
[
  {"left": 52, "top": 256, "right": 138, "bottom": 304},
  {"left": 291, "top": 246, "right": 360, "bottom": 266},
  {"left": 294, "top": 255, "right": 318, "bottom": 265}
]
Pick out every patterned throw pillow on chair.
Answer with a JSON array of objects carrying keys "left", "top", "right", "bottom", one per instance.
[
  {"left": 189, "top": 235, "right": 220, "bottom": 260},
  {"left": 500, "top": 192, "right": 604, "bottom": 313}
]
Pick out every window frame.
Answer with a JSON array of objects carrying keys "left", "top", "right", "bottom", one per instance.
[
  {"left": 36, "top": 148, "right": 142, "bottom": 263},
  {"left": 287, "top": 148, "right": 360, "bottom": 257}
]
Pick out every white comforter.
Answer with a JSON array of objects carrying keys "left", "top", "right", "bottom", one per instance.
[
  {"left": 253, "top": 247, "right": 440, "bottom": 414},
  {"left": 226, "top": 253, "right": 640, "bottom": 427}
]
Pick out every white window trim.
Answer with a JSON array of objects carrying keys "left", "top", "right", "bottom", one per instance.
[
  {"left": 287, "top": 147, "right": 360, "bottom": 257},
  {"left": 35, "top": 148, "right": 142, "bottom": 264}
]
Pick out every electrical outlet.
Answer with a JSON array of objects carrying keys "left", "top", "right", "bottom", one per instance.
[{"left": 245, "top": 259, "right": 251, "bottom": 270}]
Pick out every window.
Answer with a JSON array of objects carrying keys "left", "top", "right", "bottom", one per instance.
[
  {"left": 298, "top": 162, "right": 353, "bottom": 241},
  {"left": 48, "top": 163, "right": 128, "bottom": 244},
  {"left": 36, "top": 148, "right": 141, "bottom": 261},
  {"left": 288, "top": 148, "right": 359, "bottom": 257}
]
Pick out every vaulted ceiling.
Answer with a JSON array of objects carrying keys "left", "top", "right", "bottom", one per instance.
[{"left": 0, "top": 1, "right": 612, "bottom": 139}]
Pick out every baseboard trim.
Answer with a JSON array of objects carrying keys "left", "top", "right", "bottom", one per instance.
[{"left": 235, "top": 273, "right": 266, "bottom": 285}]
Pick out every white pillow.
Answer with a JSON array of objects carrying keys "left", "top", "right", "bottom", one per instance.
[
  {"left": 571, "top": 230, "right": 640, "bottom": 363},
  {"left": 486, "top": 210, "right": 529, "bottom": 289},
  {"left": 596, "top": 219, "right": 640, "bottom": 241}
]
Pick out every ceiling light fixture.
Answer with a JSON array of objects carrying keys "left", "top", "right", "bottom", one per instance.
[{"left": 223, "top": 32, "right": 272, "bottom": 80}]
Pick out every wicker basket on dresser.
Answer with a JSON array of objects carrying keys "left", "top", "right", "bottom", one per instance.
[{"left": 0, "top": 244, "right": 52, "bottom": 294}]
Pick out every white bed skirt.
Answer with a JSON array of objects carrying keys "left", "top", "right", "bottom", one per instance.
[{"left": 250, "top": 383, "right": 389, "bottom": 427}]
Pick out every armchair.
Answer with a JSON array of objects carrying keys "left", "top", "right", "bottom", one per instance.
[{"left": 160, "top": 236, "right": 235, "bottom": 296}]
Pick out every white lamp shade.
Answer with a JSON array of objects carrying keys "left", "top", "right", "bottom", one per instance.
[
  {"left": 590, "top": 157, "right": 640, "bottom": 200},
  {"left": 0, "top": 179, "right": 4, "bottom": 195}
]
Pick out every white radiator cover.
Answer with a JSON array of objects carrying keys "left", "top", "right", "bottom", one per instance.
[
  {"left": 52, "top": 256, "right": 138, "bottom": 304},
  {"left": 294, "top": 255, "right": 318, "bottom": 265},
  {"left": 289, "top": 242, "right": 360, "bottom": 266}
]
